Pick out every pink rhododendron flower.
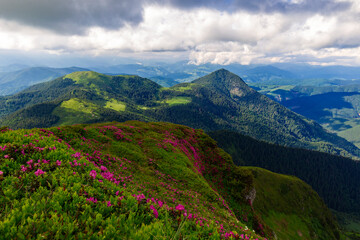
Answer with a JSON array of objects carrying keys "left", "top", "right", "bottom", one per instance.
[
  {"left": 116, "top": 191, "right": 120, "bottom": 196},
  {"left": 4, "top": 155, "right": 9, "bottom": 159},
  {"left": 107, "top": 201, "right": 112, "bottom": 207},
  {"left": 72, "top": 152, "right": 82, "bottom": 159},
  {"left": 86, "top": 197, "right": 98, "bottom": 203},
  {"left": 34, "top": 169, "right": 45, "bottom": 176},
  {"left": 0, "top": 171, "right": 3, "bottom": 175},
  {"left": 175, "top": 204, "right": 185, "bottom": 211},
  {"left": 150, "top": 205, "right": 159, "bottom": 218},
  {"left": 89, "top": 170, "right": 97, "bottom": 179},
  {"left": 56, "top": 160, "right": 61, "bottom": 166},
  {"left": 158, "top": 200, "right": 163, "bottom": 208},
  {"left": 133, "top": 194, "right": 146, "bottom": 201}
]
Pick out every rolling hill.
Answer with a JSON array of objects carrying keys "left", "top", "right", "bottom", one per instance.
[
  {"left": 0, "top": 69, "right": 359, "bottom": 159},
  {"left": 0, "top": 121, "right": 340, "bottom": 239}
]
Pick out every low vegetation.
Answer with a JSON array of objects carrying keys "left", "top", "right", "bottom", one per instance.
[{"left": 0, "top": 121, "right": 340, "bottom": 239}]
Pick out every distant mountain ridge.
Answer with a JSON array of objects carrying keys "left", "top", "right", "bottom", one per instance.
[
  {"left": 2, "top": 62, "right": 360, "bottom": 96},
  {"left": 0, "top": 69, "right": 359, "bottom": 159},
  {"left": 93, "top": 62, "right": 360, "bottom": 86},
  {"left": 0, "top": 66, "right": 89, "bottom": 96}
]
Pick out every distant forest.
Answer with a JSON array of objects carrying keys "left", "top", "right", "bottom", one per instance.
[{"left": 209, "top": 130, "right": 360, "bottom": 213}]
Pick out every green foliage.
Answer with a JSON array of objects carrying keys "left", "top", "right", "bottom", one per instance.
[
  {"left": 105, "top": 99, "right": 126, "bottom": 111},
  {"left": 334, "top": 210, "right": 360, "bottom": 238},
  {"left": 0, "top": 121, "right": 268, "bottom": 240},
  {"left": 245, "top": 167, "right": 340, "bottom": 240},
  {"left": 0, "top": 78, "right": 77, "bottom": 119},
  {"left": 209, "top": 129, "right": 360, "bottom": 236},
  {"left": 165, "top": 97, "right": 192, "bottom": 106}
]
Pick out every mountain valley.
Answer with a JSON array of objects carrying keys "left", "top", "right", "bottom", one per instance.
[{"left": 1, "top": 68, "right": 360, "bottom": 239}]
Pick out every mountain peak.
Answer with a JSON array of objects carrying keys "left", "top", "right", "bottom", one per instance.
[
  {"left": 193, "top": 69, "right": 255, "bottom": 97},
  {"left": 194, "top": 69, "right": 245, "bottom": 84},
  {"left": 214, "top": 68, "right": 230, "bottom": 73}
]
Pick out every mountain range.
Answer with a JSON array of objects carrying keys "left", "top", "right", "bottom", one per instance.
[
  {"left": 1, "top": 68, "right": 360, "bottom": 238},
  {"left": 93, "top": 62, "right": 360, "bottom": 85},
  {"left": 3, "top": 62, "right": 360, "bottom": 96},
  {"left": 0, "top": 69, "right": 359, "bottom": 159}
]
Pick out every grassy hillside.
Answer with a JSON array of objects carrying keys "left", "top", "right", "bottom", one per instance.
[
  {"left": 246, "top": 167, "right": 339, "bottom": 240},
  {"left": 0, "top": 121, "right": 340, "bottom": 239},
  {"left": 209, "top": 130, "right": 360, "bottom": 214},
  {"left": 0, "top": 69, "right": 359, "bottom": 160}
]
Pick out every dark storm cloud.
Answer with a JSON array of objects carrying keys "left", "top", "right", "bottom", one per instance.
[
  {"left": 164, "top": 0, "right": 351, "bottom": 14},
  {"left": 233, "top": 0, "right": 351, "bottom": 14},
  {"left": 0, "top": 0, "right": 352, "bottom": 35},
  {"left": 0, "top": 0, "right": 145, "bottom": 34}
]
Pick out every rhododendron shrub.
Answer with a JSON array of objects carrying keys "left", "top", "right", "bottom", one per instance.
[{"left": 0, "top": 121, "right": 266, "bottom": 239}]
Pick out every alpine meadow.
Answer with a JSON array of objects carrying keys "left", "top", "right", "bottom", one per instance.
[{"left": 1, "top": 0, "right": 360, "bottom": 239}]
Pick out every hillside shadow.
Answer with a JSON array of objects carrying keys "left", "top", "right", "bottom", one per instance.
[{"left": 282, "top": 92, "right": 359, "bottom": 122}]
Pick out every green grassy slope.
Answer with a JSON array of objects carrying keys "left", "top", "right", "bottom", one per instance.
[
  {"left": 0, "top": 70, "right": 359, "bottom": 159},
  {"left": 208, "top": 130, "right": 360, "bottom": 216},
  {"left": 247, "top": 167, "right": 339, "bottom": 240},
  {"left": 0, "top": 121, "right": 340, "bottom": 239}
]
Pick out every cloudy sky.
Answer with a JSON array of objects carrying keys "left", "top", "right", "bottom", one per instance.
[{"left": 0, "top": 0, "right": 359, "bottom": 66}]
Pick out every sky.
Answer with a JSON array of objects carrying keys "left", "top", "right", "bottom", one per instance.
[{"left": 0, "top": 0, "right": 360, "bottom": 67}]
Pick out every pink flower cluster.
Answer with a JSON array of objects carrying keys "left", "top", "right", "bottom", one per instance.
[
  {"left": 86, "top": 197, "right": 98, "bottom": 203},
  {"left": 175, "top": 204, "right": 185, "bottom": 211},
  {"left": 133, "top": 193, "right": 146, "bottom": 201},
  {"left": 72, "top": 152, "right": 82, "bottom": 159},
  {"left": 34, "top": 169, "right": 46, "bottom": 176},
  {"left": 149, "top": 205, "right": 159, "bottom": 218},
  {"left": 89, "top": 170, "right": 97, "bottom": 179}
]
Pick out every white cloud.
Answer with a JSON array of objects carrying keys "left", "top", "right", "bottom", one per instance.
[{"left": 0, "top": 1, "right": 359, "bottom": 66}]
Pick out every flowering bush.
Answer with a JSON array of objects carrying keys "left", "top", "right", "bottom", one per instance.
[{"left": 0, "top": 121, "right": 266, "bottom": 239}]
